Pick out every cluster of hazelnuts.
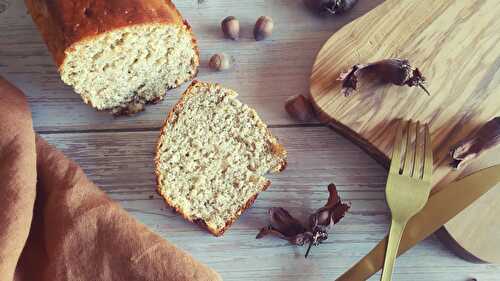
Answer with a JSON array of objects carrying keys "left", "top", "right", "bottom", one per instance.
[
  {"left": 221, "top": 15, "right": 274, "bottom": 41},
  {"left": 208, "top": 16, "right": 274, "bottom": 72},
  {"left": 208, "top": 1, "right": 360, "bottom": 121}
]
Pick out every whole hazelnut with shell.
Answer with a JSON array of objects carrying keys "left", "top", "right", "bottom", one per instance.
[
  {"left": 254, "top": 16, "right": 274, "bottom": 41},
  {"left": 209, "top": 53, "right": 232, "bottom": 71},
  {"left": 221, "top": 16, "right": 240, "bottom": 40}
]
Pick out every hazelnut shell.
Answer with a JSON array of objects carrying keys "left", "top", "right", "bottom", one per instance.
[
  {"left": 254, "top": 16, "right": 274, "bottom": 41},
  {"left": 221, "top": 16, "right": 240, "bottom": 40},
  {"left": 209, "top": 53, "right": 231, "bottom": 71}
]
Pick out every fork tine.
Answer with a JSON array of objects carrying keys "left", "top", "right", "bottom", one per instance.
[
  {"left": 413, "top": 122, "right": 423, "bottom": 179},
  {"left": 423, "top": 124, "right": 433, "bottom": 181},
  {"left": 402, "top": 121, "right": 416, "bottom": 176},
  {"left": 389, "top": 120, "right": 404, "bottom": 175}
]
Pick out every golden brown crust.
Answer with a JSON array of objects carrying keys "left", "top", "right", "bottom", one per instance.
[
  {"left": 154, "top": 80, "right": 287, "bottom": 236},
  {"left": 276, "top": 158, "right": 288, "bottom": 172},
  {"left": 155, "top": 182, "right": 271, "bottom": 237},
  {"left": 25, "top": 0, "right": 195, "bottom": 67},
  {"left": 269, "top": 141, "right": 288, "bottom": 172},
  {"left": 212, "top": 180, "right": 272, "bottom": 236}
]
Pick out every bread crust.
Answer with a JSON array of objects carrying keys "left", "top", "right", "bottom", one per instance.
[
  {"left": 24, "top": 0, "right": 198, "bottom": 67},
  {"left": 25, "top": 0, "right": 200, "bottom": 115},
  {"left": 155, "top": 80, "right": 287, "bottom": 236}
]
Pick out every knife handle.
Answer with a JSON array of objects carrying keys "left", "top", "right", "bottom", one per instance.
[{"left": 336, "top": 165, "right": 500, "bottom": 281}]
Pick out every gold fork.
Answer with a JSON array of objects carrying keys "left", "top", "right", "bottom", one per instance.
[{"left": 380, "top": 120, "right": 433, "bottom": 281}]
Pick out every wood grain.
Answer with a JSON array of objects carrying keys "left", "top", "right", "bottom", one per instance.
[
  {"left": 441, "top": 145, "right": 500, "bottom": 264},
  {"left": 40, "top": 127, "right": 500, "bottom": 281},
  {"left": 310, "top": 0, "right": 500, "bottom": 264}
]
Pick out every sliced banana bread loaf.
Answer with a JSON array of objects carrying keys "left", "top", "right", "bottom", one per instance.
[
  {"left": 25, "top": 0, "right": 199, "bottom": 115},
  {"left": 155, "top": 81, "right": 287, "bottom": 236}
]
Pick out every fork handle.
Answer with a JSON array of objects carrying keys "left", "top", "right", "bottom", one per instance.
[{"left": 380, "top": 220, "right": 407, "bottom": 281}]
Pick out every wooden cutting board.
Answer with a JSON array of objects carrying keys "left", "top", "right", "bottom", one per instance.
[{"left": 309, "top": 0, "right": 500, "bottom": 263}]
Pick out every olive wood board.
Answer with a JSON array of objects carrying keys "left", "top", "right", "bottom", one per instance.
[{"left": 309, "top": 0, "right": 500, "bottom": 264}]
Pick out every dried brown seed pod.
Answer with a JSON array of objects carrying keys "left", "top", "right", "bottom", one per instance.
[
  {"left": 304, "top": 0, "right": 358, "bottom": 16},
  {"left": 450, "top": 117, "right": 500, "bottom": 169},
  {"left": 338, "top": 58, "right": 430, "bottom": 97},
  {"left": 257, "top": 183, "right": 350, "bottom": 258},
  {"left": 256, "top": 207, "right": 311, "bottom": 246},
  {"left": 0, "top": 0, "right": 10, "bottom": 15},
  {"left": 254, "top": 16, "right": 274, "bottom": 41},
  {"left": 309, "top": 184, "right": 350, "bottom": 229},
  {"left": 221, "top": 16, "right": 240, "bottom": 40},
  {"left": 284, "top": 94, "right": 316, "bottom": 122},
  {"left": 208, "top": 53, "right": 231, "bottom": 71}
]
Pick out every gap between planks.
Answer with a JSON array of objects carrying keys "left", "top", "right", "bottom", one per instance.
[{"left": 36, "top": 123, "right": 325, "bottom": 135}]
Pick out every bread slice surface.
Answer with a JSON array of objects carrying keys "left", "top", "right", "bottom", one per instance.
[
  {"left": 155, "top": 81, "right": 287, "bottom": 236},
  {"left": 61, "top": 23, "right": 198, "bottom": 114}
]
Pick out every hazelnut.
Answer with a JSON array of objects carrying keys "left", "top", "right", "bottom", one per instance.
[
  {"left": 254, "top": 16, "right": 274, "bottom": 41},
  {"left": 209, "top": 53, "right": 231, "bottom": 71},
  {"left": 284, "top": 94, "right": 316, "bottom": 122},
  {"left": 221, "top": 16, "right": 240, "bottom": 40}
]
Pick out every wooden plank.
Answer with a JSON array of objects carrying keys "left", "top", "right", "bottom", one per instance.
[
  {"left": 310, "top": 0, "right": 500, "bottom": 184},
  {"left": 309, "top": 0, "right": 500, "bottom": 264},
  {"left": 441, "top": 146, "right": 500, "bottom": 264},
  {"left": 0, "top": 0, "right": 383, "bottom": 132},
  {"left": 41, "top": 126, "right": 500, "bottom": 280}
]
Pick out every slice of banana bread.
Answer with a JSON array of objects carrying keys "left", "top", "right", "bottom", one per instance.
[{"left": 155, "top": 81, "right": 287, "bottom": 236}]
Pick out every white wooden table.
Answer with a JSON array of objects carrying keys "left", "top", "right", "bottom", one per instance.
[{"left": 1, "top": 0, "right": 500, "bottom": 280}]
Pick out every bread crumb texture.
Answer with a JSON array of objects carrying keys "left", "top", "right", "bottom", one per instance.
[
  {"left": 60, "top": 23, "right": 198, "bottom": 113},
  {"left": 156, "top": 81, "right": 287, "bottom": 235}
]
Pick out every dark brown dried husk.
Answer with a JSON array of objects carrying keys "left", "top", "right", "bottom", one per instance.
[
  {"left": 450, "top": 117, "right": 500, "bottom": 169},
  {"left": 256, "top": 184, "right": 350, "bottom": 257},
  {"left": 339, "top": 58, "right": 430, "bottom": 97},
  {"left": 256, "top": 207, "right": 311, "bottom": 245},
  {"left": 309, "top": 184, "right": 350, "bottom": 229},
  {"left": 304, "top": 0, "right": 358, "bottom": 16}
]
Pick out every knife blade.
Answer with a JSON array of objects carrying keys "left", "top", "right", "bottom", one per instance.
[{"left": 336, "top": 165, "right": 500, "bottom": 281}]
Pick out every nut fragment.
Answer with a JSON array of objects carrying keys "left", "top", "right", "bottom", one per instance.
[
  {"left": 209, "top": 53, "right": 231, "bottom": 71},
  {"left": 285, "top": 94, "right": 316, "bottom": 122},
  {"left": 221, "top": 16, "right": 240, "bottom": 40},
  {"left": 254, "top": 16, "right": 274, "bottom": 41}
]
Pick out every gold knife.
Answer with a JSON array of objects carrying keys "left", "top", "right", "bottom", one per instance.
[{"left": 336, "top": 165, "right": 500, "bottom": 281}]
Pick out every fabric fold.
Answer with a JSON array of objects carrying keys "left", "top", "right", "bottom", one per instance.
[
  {"left": 0, "top": 77, "right": 37, "bottom": 281},
  {"left": 0, "top": 77, "right": 222, "bottom": 281}
]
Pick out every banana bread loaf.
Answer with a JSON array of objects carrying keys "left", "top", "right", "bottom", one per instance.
[
  {"left": 25, "top": 0, "right": 199, "bottom": 115},
  {"left": 155, "top": 81, "right": 287, "bottom": 236}
]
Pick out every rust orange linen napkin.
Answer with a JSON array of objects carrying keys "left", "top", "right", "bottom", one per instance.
[{"left": 0, "top": 77, "right": 222, "bottom": 281}]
